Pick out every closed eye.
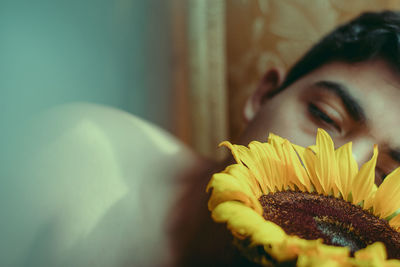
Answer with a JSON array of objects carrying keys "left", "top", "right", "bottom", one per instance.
[{"left": 308, "top": 103, "right": 341, "bottom": 133}]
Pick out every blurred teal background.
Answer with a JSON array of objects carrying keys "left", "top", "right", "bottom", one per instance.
[
  {"left": 1, "top": 0, "right": 173, "bottom": 139},
  {"left": 1, "top": 1, "right": 174, "bottom": 265},
  {"left": 1, "top": 0, "right": 175, "bottom": 172}
]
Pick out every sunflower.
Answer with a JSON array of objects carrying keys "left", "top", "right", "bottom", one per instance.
[{"left": 207, "top": 129, "right": 400, "bottom": 267}]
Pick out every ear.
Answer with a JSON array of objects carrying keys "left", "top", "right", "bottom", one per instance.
[{"left": 244, "top": 67, "right": 285, "bottom": 122}]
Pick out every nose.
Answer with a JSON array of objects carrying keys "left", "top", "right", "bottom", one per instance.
[{"left": 350, "top": 137, "right": 376, "bottom": 167}]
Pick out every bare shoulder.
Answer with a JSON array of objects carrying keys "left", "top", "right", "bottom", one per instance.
[
  {"left": 29, "top": 102, "right": 198, "bottom": 183},
  {"left": 33, "top": 102, "right": 195, "bottom": 161},
  {"left": 5, "top": 102, "right": 198, "bottom": 267}
]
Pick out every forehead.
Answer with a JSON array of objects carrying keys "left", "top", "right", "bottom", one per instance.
[{"left": 296, "top": 59, "right": 400, "bottom": 144}]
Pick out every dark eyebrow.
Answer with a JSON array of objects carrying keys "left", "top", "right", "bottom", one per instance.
[{"left": 314, "top": 81, "right": 366, "bottom": 123}]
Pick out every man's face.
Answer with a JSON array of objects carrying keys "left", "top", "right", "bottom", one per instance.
[{"left": 240, "top": 59, "right": 400, "bottom": 184}]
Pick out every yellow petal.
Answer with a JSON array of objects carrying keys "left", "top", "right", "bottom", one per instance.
[
  {"left": 386, "top": 260, "right": 400, "bottom": 267},
  {"left": 267, "top": 134, "right": 288, "bottom": 189},
  {"left": 303, "top": 147, "right": 324, "bottom": 194},
  {"left": 265, "top": 236, "right": 313, "bottom": 262},
  {"left": 353, "top": 244, "right": 388, "bottom": 267},
  {"left": 265, "top": 235, "right": 349, "bottom": 264},
  {"left": 247, "top": 141, "right": 282, "bottom": 192},
  {"left": 389, "top": 213, "right": 400, "bottom": 231},
  {"left": 207, "top": 168, "right": 254, "bottom": 197},
  {"left": 211, "top": 201, "right": 287, "bottom": 244},
  {"left": 308, "top": 144, "right": 317, "bottom": 153},
  {"left": 226, "top": 139, "right": 292, "bottom": 193},
  {"left": 268, "top": 132, "right": 286, "bottom": 159},
  {"left": 315, "top": 128, "right": 338, "bottom": 195},
  {"left": 219, "top": 141, "right": 242, "bottom": 164},
  {"left": 315, "top": 242, "right": 350, "bottom": 259},
  {"left": 351, "top": 145, "right": 378, "bottom": 206},
  {"left": 292, "top": 143, "right": 306, "bottom": 156},
  {"left": 335, "top": 142, "right": 358, "bottom": 201},
  {"left": 373, "top": 167, "right": 400, "bottom": 218},
  {"left": 363, "top": 184, "right": 377, "bottom": 211},
  {"left": 227, "top": 143, "right": 271, "bottom": 193},
  {"left": 354, "top": 242, "right": 387, "bottom": 261},
  {"left": 208, "top": 190, "right": 263, "bottom": 215},
  {"left": 297, "top": 254, "right": 345, "bottom": 267},
  {"left": 207, "top": 165, "right": 264, "bottom": 214},
  {"left": 281, "top": 140, "right": 311, "bottom": 191},
  {"left": 224, "top": 164, "right": 263, "bottom": 197}
]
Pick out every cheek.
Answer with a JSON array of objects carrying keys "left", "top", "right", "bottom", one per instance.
[
  {"left": 239, "top": 95, "right": 316, "bottom": 147},
  {"left": 267, "top": 98, "right": 316, "bottom": 146}
]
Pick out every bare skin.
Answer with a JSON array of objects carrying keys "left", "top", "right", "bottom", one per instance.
[
  {"left": 171, "top": 58, "right": 400, "bottom": 265},
  {"left": 12, "top": 59, "right": 400, "bottom": 266},
  {"left": 242, "top": 59, "right": 400, "bottom": 184}
]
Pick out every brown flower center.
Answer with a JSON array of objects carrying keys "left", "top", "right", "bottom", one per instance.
[{"left": 259, "top": 191, "right": 400, "bottom": 259}]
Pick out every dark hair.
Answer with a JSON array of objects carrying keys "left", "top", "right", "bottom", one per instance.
[{"left": 270, "top": 10, "right": 400, "bottom": 97}]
